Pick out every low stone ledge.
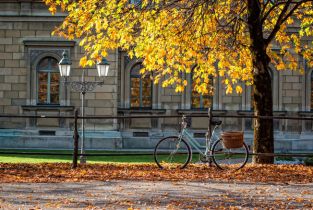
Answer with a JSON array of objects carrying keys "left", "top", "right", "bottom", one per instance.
[
  {"left": 118, "top": 108, "right": 166, "bottom": 115},
  {"left": 177, "top": 109, "right": 227, "bottom": 115},
  {"left": 21, "top": 105, "right": 75, "bottom": 112}
]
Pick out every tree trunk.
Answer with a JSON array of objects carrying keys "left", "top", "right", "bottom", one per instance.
[
  {"left": 247, "top": 0, "right": 274, "bottom": 164},
  {"left": 252, "top": 60, "right": 274, "bottom": 164}
]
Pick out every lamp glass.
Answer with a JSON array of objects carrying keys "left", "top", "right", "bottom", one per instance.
[
  {"left": 97, "top": 57, "right": 110, "bottom": 77},
  {"left": 59, "top": 64, "right": 71, "bottom": 77},
  {"left": 58, "top": 51, "right": 72, "bottom": 77},
  {"left": 97, "top": 64, "right": 109, "bottom": 77}
]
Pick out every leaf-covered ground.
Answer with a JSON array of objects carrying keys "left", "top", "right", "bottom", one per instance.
[
  {"left": 0, "top": 163, "right": 312, "bottom": 184},
  {"left": 1, "top": 180, "right": 312, "bottom": 209}
]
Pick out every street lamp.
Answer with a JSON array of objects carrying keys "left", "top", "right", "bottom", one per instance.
[
  {"left": 58, "top": 50, "right": 110, "bottom": 164},
  {"left": 97, "top": 57, "right": 110, "bottom": 77},
  {"left": 58, "top": 51, "right": 72, "bottom": 77}
]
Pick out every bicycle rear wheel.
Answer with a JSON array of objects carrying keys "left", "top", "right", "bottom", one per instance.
[
  {"left": 154, "top": 136, "right": 191, "bottom": 169},
  {"left": 212, "top": 139, "right": 249, "bottom": 170}
]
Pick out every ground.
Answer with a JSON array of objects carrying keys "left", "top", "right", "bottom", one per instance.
[
  {"left": 0, "top": 163, "right": 312, "bottom": 209},
  {"left": 0, "top": 180, "right": 312, "bottom": 209}
]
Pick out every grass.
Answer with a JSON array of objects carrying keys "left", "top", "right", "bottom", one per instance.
[
  {"left": 0, "top": 149, "right": 155, "bottom": 164},
  {"left": 0, "top": 149, "right": 244, "bottom": 164}
]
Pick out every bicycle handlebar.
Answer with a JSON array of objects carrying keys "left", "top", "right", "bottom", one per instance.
[{"left": 181, "top": 115, "right": 222, "bottom": 127}]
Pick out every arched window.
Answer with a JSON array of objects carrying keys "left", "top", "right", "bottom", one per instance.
[
  {"left": 37, "top": 57, "right": 60, "bottom": 105},
  {"left": 191, "top": 76, "right": 213, "bottom": 109},
  {"left": 130, "top": 63, "right": 152, "bottom": 108},
  {"left": 311, "top": 72, "right": 313, "bottom": 110},
  {"left": 129, "top": 0, "right": 141, "bottom": 4}
]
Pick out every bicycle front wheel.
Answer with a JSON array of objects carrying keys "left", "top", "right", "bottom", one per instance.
[
  {"left": 154, "top": 136, "right": 191, "bottom": 169},
  {"left": 212, "top": 139, "right": 249, "bottom": 170}
]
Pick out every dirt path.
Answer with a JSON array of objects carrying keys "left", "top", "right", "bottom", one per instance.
[{"left": 0, "top": 180, "right": 312, "bottom": 209}]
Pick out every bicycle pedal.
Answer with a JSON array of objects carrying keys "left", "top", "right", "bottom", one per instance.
[{"left": 200, "top": 157, "right": 210, "bottom": 163}]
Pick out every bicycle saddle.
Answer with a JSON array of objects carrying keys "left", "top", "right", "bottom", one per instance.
[{"left": 211, "top": 120, "right": 222, "bottom": 126}]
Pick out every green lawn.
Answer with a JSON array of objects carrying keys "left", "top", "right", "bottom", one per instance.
[
  {"left": 0, "top": 149, "right": 206, "bottom": 164},
  {"left": 0, "top": 149, "right": 155, "bottom": 163}
]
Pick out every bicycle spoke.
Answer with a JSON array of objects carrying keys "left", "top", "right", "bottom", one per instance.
[
  {"left": 212, "top": 139, "right": 249, "bottom": 170},
  {"left": 154, "top": 136, "right": 191, "bottom": 169}
]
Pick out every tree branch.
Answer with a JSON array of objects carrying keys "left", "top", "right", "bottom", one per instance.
[
  {"left": 264, "top": 0, "right": 313, "bottom": 46},
  {"left": 260, "top": 0, "right": 271, "bottom": 18},
  {"left": 264, "top": 0, "right": 293, "bottom": 46}
]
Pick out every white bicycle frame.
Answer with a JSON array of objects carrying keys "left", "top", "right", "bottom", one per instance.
[{"left": 178, "top": 123, "right": 221, "bottom": 157}]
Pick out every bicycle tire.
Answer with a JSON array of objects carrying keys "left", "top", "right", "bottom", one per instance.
[
  {"left": 154, "top": 136, "right": 191, "bottom": 169},
  {"left": 212, "top": 139, "right": 249, "bottom": 170}
]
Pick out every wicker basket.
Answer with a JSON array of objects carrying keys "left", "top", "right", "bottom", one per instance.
[{"left": 221, "top": 131, "right": 244, "bottom": 149}]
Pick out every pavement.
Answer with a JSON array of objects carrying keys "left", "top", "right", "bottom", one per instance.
[{"left": 0, "top": 180, "right": 312, "bottom": 209}]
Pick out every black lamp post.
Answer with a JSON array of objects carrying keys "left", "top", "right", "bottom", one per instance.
[{"left": 58, "top": 51, "right": 110, "bottom": 163}]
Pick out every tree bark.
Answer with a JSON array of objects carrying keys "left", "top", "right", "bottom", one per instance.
[{"left": 247, "top": 0, "right": 274, "bottom": 164}]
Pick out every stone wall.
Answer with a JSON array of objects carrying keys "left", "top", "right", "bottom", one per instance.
[
  {"left": 0, "top": 0, "right": 312, "bottom": 151},
  {"left": 0, "top": 1, "right": 118, "bottom": 132}
]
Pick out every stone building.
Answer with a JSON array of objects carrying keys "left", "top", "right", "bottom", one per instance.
[{"left": 0, "top": 0, "right": 312, "bottom": 151}]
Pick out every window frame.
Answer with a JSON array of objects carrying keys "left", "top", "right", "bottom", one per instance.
[
  {"left": 36, "top": 57, "right": 60, "bottom": 105},
  {"left": 311, "top": 72, "right": 313, "bottom": 111},
  {"left": 129, "top": 0, "right": 141, "bottom": 5},
  {"left": 191, "top": 74, "right": 214, "bottom": 109},
  {"left": 130, "top": 63, "right": 152, "bottom": 109}
]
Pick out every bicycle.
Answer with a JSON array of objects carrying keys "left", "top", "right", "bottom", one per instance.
[{"left": 154, "top": 115, "right": 249, "bottom": 170}]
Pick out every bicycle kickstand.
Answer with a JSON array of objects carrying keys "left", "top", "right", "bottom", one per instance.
[{"left": 208, "top": 158, "right": 213, "bottom": 167}]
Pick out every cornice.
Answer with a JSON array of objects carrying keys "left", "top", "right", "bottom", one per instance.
[
  {"left": 0, "top": 16, "right": 65, "bottom": 21},
  {"left": 0, "top": 0, "right": 42, "bottom": 2}
]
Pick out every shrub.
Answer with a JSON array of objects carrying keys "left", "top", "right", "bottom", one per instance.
[
  {"left": 304, "top": 157, "right": 313, "bottom": 166},
  {"left": 275, "top": 156, "right": 295, "bottom": 162}
]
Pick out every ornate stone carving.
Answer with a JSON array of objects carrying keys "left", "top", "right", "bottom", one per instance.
[
  {"left": 124, "top": 55, "right": 130, "bottom": 69},
  {"left": 29, "top": 49, "right": 66, "bottom": 65}
]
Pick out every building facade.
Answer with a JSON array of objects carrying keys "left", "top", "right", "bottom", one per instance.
[{"left": 0, "top": 0, "right": 312, "bottom": 151}]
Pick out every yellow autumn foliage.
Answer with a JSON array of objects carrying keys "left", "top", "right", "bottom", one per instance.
[{"left": 44, "top": 0, "right": 313, "bottom": 95}]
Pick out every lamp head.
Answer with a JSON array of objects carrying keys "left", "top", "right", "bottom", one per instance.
[
  {"left": 96, "top": 57, "right": 110, "bottom": 77},
  {"left": 58, "top": 50, "right": 72, "bottom": 77}
]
